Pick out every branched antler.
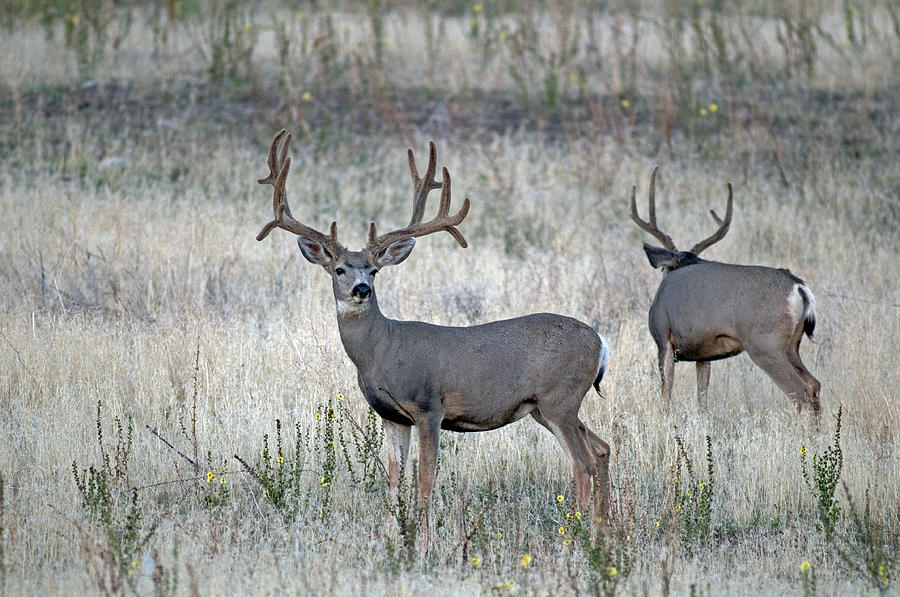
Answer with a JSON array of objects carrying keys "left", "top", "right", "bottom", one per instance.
[
  {"left": 256, "top": 129, "right": 345, "bottom": 259},
  {"left": 630, "top": 166, "right": 734, "bottom": 256},
  {"left": 688, "top": 183, "right": 733, "bottom": 255},
  {"left": 366, "top": 142, "right": 470, "bottom": 255},
  {"left": 629, "top": 166, "right": 677, "bottom": 251}
]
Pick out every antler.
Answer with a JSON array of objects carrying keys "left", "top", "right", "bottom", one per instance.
[
  {"left": 366, "top": 141, "right": 470, "bottom": 255},
  {"left": 687, "top": 182, "right": 733, "bottom": 255},
  {"left": 256, "top": 129, "right": 346, "bottom": 258},
  {"left": 629, "top": 165, "right": 677, "bottom": 251}
]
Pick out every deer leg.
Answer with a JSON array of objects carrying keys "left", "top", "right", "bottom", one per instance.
[
  {"left": 579, "top": 422, "right": 610, "bottom": 520},
  {"left": 784, "top": 341, "right": 822, "bottom": 425},
  {"left": 658, "top": 340, "right": 675, "bottom": 402},
  {"left": 383, "top": 420, "right": 411, "bottom": 506},
  {"left": 745, "top": 349, "right": 816, "bottom": 415},
  {"left": 415, "top": 416, "right": 442, "bottom": 546},
  {"left": 696, "top": 361, "right": 711, "bottom": 407}
]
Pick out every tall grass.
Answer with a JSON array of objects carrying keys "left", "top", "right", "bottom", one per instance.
[{"left": 0, "top": 1, "right": 898, "bottom": 595}]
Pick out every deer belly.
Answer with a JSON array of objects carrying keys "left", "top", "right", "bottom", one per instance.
[
  {"left": 440, "top": 392, "right": 536, "bottom": 432},
  {"left": 673, "top": 334, "right": 743, "bottom": 361}
]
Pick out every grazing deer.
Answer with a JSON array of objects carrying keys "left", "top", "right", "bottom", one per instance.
[
  {"left": 629, "top": 166, "right": 820, "bottom": 417},
  {"left": 256, "top": 130, "right": 611, "bottom": 538}
]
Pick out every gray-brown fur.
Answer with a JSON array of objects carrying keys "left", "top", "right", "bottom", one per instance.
[
  {"left": 257, "top": 131, "right": 611, "bottom": 542},
  {"left": 630, "top": 167, "right": 821, "bottom": 417}
]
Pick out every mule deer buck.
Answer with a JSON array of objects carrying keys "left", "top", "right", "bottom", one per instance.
[
  {"left": 629, "top": 166, "right": 820, "bottom": 416},
  {"left": 256, "top": 130, "right": 611, "bottom": 539}
]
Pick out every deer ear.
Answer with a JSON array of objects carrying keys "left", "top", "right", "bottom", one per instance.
[
  {"left": 297, "top": 236, "right": 333, "bottom": 267},
  {"left": 643, "top": 243, "right": 680, "bottom": 271},
  {"left": 374, "top": 238, "right": 416, "bottom": 268}
]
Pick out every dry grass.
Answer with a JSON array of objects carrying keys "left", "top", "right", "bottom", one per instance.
[{"left": 1, "top": 2, "right": 899, "bottom": 595}]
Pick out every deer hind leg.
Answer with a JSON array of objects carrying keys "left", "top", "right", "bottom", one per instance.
[
  {"left": 696, "top": 361, "right": 711, "bottom": 407},
  {"left": 531, "top": 411, "right": 597, "bottom": 519},
  {"left": 745, "top": 348, "right": 817, "bottom": 415},
  {"left": 579, "top": 422, "right": 610, "bottom": 520}
]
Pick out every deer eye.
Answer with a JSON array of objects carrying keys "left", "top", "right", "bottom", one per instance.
[{"left": 335, "top": 267, "right": 345, "bottom": 276}]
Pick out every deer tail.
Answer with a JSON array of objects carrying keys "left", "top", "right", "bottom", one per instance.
[
  {"left": 593, "top": 333, "right": 611, "bottom": 396},
  {"left": 797, "top": 284, "right": 816, "bottom": 340}
]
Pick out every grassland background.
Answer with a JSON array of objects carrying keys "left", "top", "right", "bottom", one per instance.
[{"left": 0, "top": 1, "right": 898, "bottom": 595}]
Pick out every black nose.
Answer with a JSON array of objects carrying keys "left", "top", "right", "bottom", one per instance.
[{"left": 351, "top": 283, "right": 371, "bottom": 299}]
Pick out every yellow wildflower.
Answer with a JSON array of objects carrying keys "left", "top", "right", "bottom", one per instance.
[
  {"left": 337, "top": 392, "right": 344, "bottom": 401},
  {"left": 801, "top": 561, "right": 811, "bottom": 572},
  {"left": 220, "top": 476, "right": 226, "bottom": 485},
  {"left": 277, "top": 456, "right": 284, "bottom": 464},
  {"left": 497, "top": 531, "right": 503, "bottom": 539},
  {"left": 699, "top": 482, "right": 706, "bottom": 490},
  {"left": 207, "top": 471, "right": 215, "bottom": 483},
  {"left": 558, "top": 526, "right": 565, "bottom": 535},
  {"left": 556, "top": 494, "right": 564, "bottom": 503},
  {"left": 302, "top": 91, "right": 311, "bottom": 102},
  {"left": 700, "top": 108, "right": 708, "bottom": 116},
  {"left": 521, "top": 553, "right": 532, "bottom": 567},
  {"left": 800, "top": 446, "right": 807, "bottom": 456},
  {"left": 608, "top": 566, "right": 617, "bottom": 577},
  {"left": 471, "top": 556, "right": 482, "bottom": 568},
  {"left": 575, "top": 511, "right": 582, "bottom": 520},
  {"left": 709, "top": 103, "right": 718, "bottom": 112},
  {"left": 315, "top": 412, "right": 321, "bottom": 420},
  {"left": 320, "top": 476, "right": 329, "bottom": 487},
  {"left": 654, "top": 520, "right": 660, "bottom": 528},
  {"left": 620, "top": 99, "right": 630, "bottom": 109},
  {"left": 473, "top": 3, "right": 483, "bottom": 13}
]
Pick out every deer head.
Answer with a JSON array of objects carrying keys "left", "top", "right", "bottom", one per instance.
[
  {"left": 256, "top": 130, "right": 470, "bottom": 317},
  {"left": 629, "top": 165, "right": 733, "bottom": 272}
]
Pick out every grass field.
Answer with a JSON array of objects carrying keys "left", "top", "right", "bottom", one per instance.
[{"left": 1, "top": 1, "right": 899, "bottom": 595}]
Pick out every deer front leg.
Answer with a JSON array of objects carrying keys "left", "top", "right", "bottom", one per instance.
[
  {"left": 383, "top": 419, "right": 411, "bottom": 506},
  {"left": 658, "top": 340, "right": 675, "bottom": 402},
  {"left": 416, "top": 416, "right": 442, "bottom": 546},
  {"left": 696, "top": 361, "right": 711, "bottom": 406}
]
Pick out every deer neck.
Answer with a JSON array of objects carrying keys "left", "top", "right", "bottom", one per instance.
[{"left": 335, "top": 293, "right": 391, "bottom": 369}]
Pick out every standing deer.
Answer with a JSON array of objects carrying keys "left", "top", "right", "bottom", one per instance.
[
  {"left": 256, "top": 130, "right": 611, "bottom": 538},
  {"left": 629, "top": 166, "right": 820, "bottom": 416}
]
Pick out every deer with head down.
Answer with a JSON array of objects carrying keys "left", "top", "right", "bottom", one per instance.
[
  {"left": 630, "top": 166, "right": 821, "bottom": 417},
  {"left": 256, "top": 130, "right": 611, "bottom": 539}
]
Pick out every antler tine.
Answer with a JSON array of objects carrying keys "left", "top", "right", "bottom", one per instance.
[
  {"left": 255, "top": 130, "right": 345, "bottom": 258},
  {"left": 367, "top": 147, "right": 470, "bottom": 254},
  {"left": 689, "top": 182, "right": 733, "bottom": 255},
  {"left": 629, "top": 165, "right": 677, "bottom": 251},
  {"left": 407, "top": 141, "right": 443, "bottom": 225}
]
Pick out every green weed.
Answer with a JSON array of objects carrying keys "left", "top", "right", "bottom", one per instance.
[
  {"left": 72, "top": 400, "right": 156, "bottom": 596},
  {"left": 672, "top": 435, "right": 714, "bottom": 546},
  {"left": 800, "top": 407, "right": 843, "bottom": 540}
]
